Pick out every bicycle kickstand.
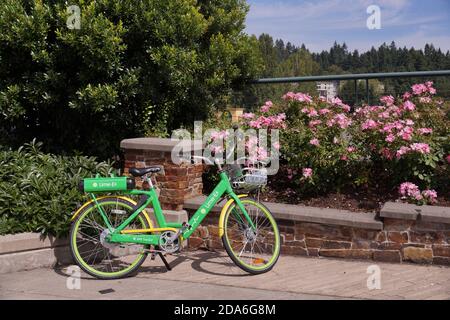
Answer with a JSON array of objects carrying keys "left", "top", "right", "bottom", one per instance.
[
  {"left": 151, "top": 247, "right": 172, "bottom": 271},
  {"left": 158, "top": 252, "right": 172, "bottom": 271}
]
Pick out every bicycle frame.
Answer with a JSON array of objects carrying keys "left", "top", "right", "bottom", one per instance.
[{"left": 88, "top": 171, "right": 255, "bottom": 247}]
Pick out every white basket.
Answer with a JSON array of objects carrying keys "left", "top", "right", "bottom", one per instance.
[{"left": 231, "top": 167, "right": 267, "bottom": 192}]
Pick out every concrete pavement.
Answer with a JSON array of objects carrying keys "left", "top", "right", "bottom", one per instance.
[{"left": 1, "top": 250, "right": 449, "bottom": 300}]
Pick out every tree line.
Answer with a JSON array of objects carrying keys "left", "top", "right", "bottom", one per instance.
[{"left": 237, "top": 34, "right": 450, "bottom": 108}]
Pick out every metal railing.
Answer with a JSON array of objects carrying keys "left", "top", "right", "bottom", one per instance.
[{"left": 250, "top": 70, "right": 450, "bottom": 105}]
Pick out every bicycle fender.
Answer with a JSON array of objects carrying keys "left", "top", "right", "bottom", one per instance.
[
  {"left": 218, "top": 194, "right": 248, "bottom": 237},
  {"left": 70, "top": 196, "right": 153, "bottom": 228}
]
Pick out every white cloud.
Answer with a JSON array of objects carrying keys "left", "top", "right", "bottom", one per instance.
[{"left": 245, "top": 0, "right": 450, "bottom": 52}]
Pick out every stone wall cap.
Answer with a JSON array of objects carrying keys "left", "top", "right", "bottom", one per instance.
[
  {"left": 380, "top": 201, "right": 420, "bottom": 220},
  {"left": 121, "top": 137, "right": 204, "bottom": 152},
  {"left": 381, "top": 201, "right": 450, "bottom": 224},
  {"left": 0, "top": 232, "right": 68, "bottom": 255},
  {"left": 184, "top": 196, "right": 383, "bottom": 230},
  {"left": 419, "top": 205, "right": 450, "bottom": 224}
]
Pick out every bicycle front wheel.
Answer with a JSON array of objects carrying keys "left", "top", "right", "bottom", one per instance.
[{"left": 222, "top": 197, "right": 281, "bottom": 274}]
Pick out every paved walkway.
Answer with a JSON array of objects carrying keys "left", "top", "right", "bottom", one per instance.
[{"left": 1, "top": 251, "right": 449, "bottom": 300}]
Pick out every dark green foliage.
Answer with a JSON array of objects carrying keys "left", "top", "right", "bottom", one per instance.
[
  {"left": 235, "top": 34, "right": 320, "bottom": 109},
  {"left": 0, "top": 140, "right": 114, "bottom": 236},
  {"left": 313, "top": 42, "right": 450, "bottom": 100},
  {"left": 0, "top": 0, "right": 262, "bottom": 158}
]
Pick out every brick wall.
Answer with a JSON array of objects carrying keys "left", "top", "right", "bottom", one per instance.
[{"left": 121, "top": 138, "right": 203, "bottom": 210}]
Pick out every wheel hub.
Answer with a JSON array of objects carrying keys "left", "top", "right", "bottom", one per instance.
[
  {"left": 244, "top": 228, "right": 257, "bottom": 242},
  {"left": 99, "top": 229, "right": 118, "bottom": 250}
]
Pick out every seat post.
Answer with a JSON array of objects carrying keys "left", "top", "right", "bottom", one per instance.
[{"left": 143, "top": 173, "right": 154, "bottom": 189}]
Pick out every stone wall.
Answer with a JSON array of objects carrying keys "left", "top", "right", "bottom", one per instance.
[
  {"left": 184, "top": 198, "right": 450, "bottom": 266},
  {"left": 121, "top": 138, "right": 203, "bottom": 210}
]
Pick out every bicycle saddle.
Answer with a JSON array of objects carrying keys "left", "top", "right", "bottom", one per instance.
[{"left": 129, "top": 166, "right": 161, "bottom": 177}]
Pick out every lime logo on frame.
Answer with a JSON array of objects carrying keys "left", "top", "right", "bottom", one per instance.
[{"left": 99, "top": 182, "right": 117, "bottom": 187}]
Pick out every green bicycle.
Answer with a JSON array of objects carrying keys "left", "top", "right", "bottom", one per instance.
[{"left": 70, "top": 159, "right": 281, "bottom": 279}]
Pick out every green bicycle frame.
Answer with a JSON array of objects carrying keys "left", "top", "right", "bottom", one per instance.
[{"left": 91, "top": 171, "right": 256, "bottom": 246}]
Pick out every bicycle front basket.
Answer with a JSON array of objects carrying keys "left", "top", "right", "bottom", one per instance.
[{"left": 231, "top": 167, "right": 267, "bottom": 192}]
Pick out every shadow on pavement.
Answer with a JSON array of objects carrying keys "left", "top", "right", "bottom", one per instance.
[{"left": 53, "top": 249, "right": 251, "bottom": 280}]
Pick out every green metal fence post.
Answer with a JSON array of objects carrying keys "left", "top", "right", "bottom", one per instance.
[{"left": 366, "top": 78, "right": 369, "bottom": 105}]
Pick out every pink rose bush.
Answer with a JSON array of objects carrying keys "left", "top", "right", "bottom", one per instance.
[
  {"left": 399, "top": 182, "right": 437, "bottom": 205},
  {"left": 278, "top": 82, "right": 449, "bottom": 201},
  {"left": 205, "top": 82, "right": 448, "bottom": 204},
  {"left": 207, "top": 100, "right": 286, "bottom": 166},
  {"left": 280, "top": 91, "right": 362, "bottom": 192},
  {"left": 350, "top": 82, "right": 449, "bottom": 204}
]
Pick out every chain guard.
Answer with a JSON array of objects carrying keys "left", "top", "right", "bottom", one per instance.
[{"left": 159, "top": 231, "right": 181, "bottom": 253}]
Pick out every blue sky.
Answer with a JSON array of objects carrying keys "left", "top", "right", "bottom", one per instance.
[{"left": 245, "top": 0, "right": 450, "bottom": 53}]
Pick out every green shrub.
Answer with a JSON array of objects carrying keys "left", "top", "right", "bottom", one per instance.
[
  {"left": 0, "top": 0, "right": 262, "bottom": 158},
  {"left": 0, "top": 140, "right": 114, "bottom": 236}
]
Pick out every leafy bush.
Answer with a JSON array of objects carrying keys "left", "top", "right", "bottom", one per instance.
[
  {"left": 352, "top": 82, "right": 449, "bottom": 189},
  {"left": 279, "top": 93, "right": 361, "bottom": 193},
  {"left": 0, "top": 0, "right": 262, "bottom": 158},
  {"left": 0, "top": 140, "right": 114, "bottom": 236},
  {"left": 271, "top": 82, "right": 449, "bottom": 203}
]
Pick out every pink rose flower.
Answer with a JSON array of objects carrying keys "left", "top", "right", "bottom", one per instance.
[
  {"left": 399, "top": 182, "right": 420, "bottom": 198},
  {"left": 362, "top": 119, "right": 378, "bottom": 130},
  {"left": 385, "top": 134, "right": 395, "bottom": 143},
  {"left": 380, "top": 95, "right": 395, "bottom": 106},
  {"left": 309, "top": 138, "right": 320, "bottom": 146},
  {"left": 380, "top": 147, "right": 394, "bottom": 160},
  {"left": 419, "top": 97, "right": 432, "bottom": 104},
  {"left": 410, "top": 143, "right": 430, "bottom": 154},
  {"left": 295, "top": 93, "right": 313, "bottom": 103},
  {"left": 412, "top": 84, "right": 427, "bottom": 95},
  {"left": 302, "top": 168, "right": 313, "bottom": 178},
  {"left": 308, "top": 119, "right": 322, "bottom": 128},
  {"left": 241, "top": 112, "right": 255, "bottom": 120},
  {"left": 282, "top": 92, "right": 295, "bottom": 100},
  {"left": 403, "top": 101, "right": 416, "bottom": 111},
  {"left": 396, "top": 146, "right": 411, "bottom": 159},
  {"left": 402, "top": 92, "right": 412, "bottom": 100},
  {"left": 417, "top": 128, "right": 433, "bottom": 135},
  {"left": 422, "top": 189, "right": 437, "bottom": 203}
]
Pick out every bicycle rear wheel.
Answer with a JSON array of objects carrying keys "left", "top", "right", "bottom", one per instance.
[
  {"left": 222, "top": 197, "right": 280, "bottom": 274},
  {"left": 70, "top": 197, "right": 149, "bottom": 279}
]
